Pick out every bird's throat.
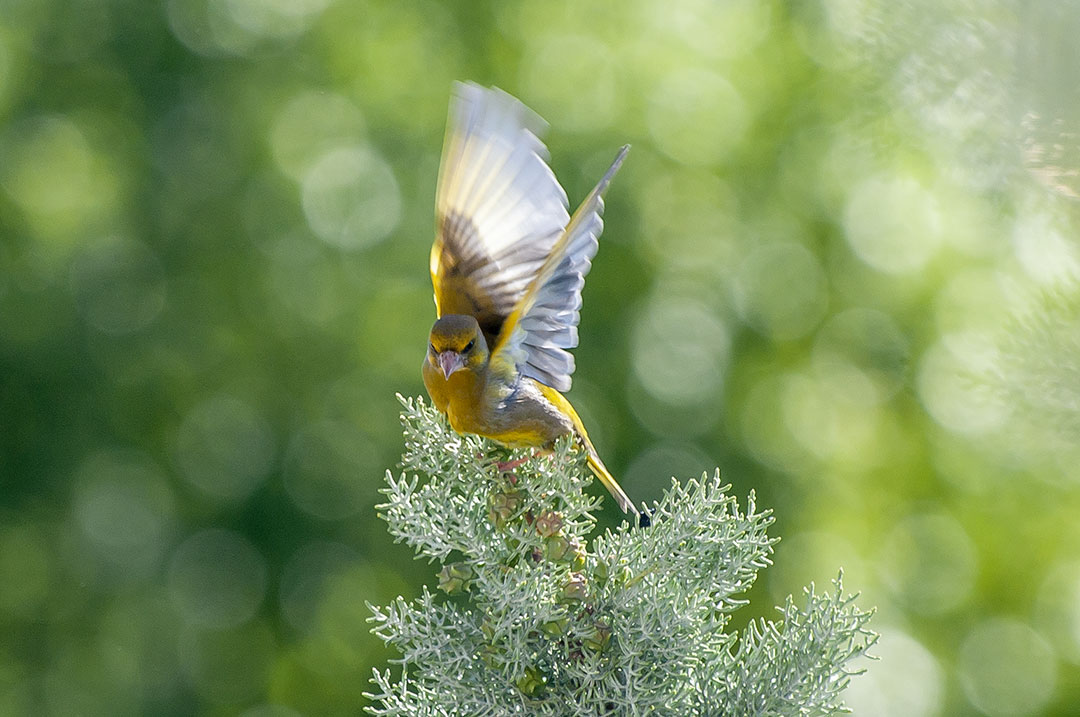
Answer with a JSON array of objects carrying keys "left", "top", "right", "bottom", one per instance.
[{"left": 441, "top": 369, "right": 487, "bottom": 435}]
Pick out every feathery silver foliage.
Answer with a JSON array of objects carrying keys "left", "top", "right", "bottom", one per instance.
[{"left": 368, "top": 396, "right": 875, "bottom": 716}]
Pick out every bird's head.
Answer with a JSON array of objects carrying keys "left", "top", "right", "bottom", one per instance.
[{"left": 427, "top": 314, "right": 489, "bottom": 380}]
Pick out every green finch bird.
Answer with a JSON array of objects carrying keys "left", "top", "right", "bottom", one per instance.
[{"left": 422, "top": 82, "right": 640, "bottom": 522}]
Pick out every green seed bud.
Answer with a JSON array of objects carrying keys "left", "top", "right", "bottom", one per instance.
[
  {"left": 543, "top": 535, "right": 571, "bottom": 562},
  {"left": 534, "top": 511, "right": 563, "bottom": 537},
  {"left": 540, "top": 616, "right": 570, "bottom": 638},
  {"left": 593, "top": 559, "right": 610, "bottom": 584},
  {"left": 516, "top": 666, "right": 545, "bottom": 697},
  {"left": 560, "top": 572, "right": 588, "bottom": 603},
  {"left": 488, "top": 489, "right": 523, "bottom": 526},
  {"left": 584, "top": 619, "right": 612, "bottom": 652},
  {"left": 480, "top": 644, "right": 504, "bottom": 669},
  {"left": 437, "top": 562, "right": 474, "bottom": 594}
]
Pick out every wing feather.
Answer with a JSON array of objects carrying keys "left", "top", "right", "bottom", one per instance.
[
  {"left": 431, "top": 83, "right": 570, "bottom": 343},
  {"left": 491, "top": 146, "right": 629, "bottom": 392}
]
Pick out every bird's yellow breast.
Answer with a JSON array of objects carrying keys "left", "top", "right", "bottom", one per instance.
[
  {"left": 422, "top": 355, "right": 480, "bottom": 427},
  {"left": 422, "top": 357, "right": 575, "bottom": 449}
]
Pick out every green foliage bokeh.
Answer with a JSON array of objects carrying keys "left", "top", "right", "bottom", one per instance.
[{"left": 2, "top": 1, "right": 1079, "bottom": 715}]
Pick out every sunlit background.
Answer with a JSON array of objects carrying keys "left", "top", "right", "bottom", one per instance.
[{"left": 2, "top": 0, "right": 1079, "bottom": 714}]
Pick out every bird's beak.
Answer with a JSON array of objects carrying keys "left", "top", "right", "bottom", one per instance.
[{"left": 438, "top": 351, "right": 465, "bottom": 379}]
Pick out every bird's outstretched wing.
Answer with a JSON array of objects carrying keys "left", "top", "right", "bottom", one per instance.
[
  {"left": 431, "top": 82, "right": 570, "bottom": 345},
  {"left": 490, "top": 146, "right": 629, "bottom": 392}
]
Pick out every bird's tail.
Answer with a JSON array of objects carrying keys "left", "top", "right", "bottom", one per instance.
[
  {"left": 541, "top": 384, "right": 644, "bottom": 523},
  {"left": 585, "top": 445, "right": 639, "bottom": 521}
]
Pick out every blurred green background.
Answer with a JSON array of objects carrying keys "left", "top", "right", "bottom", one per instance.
[{"left": 3, "top": 0, "right": 1080, "bottom": 714}]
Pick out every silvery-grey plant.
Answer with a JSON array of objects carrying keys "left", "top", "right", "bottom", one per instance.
[{"left": 367, "top": 396, "right": 875, "bottom": 716}]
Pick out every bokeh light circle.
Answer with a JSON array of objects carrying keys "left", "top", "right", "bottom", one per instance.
[
  {"left": 812, "top": 307, "right": 909, "bottom": 402},
  {"left": 768, "top": 531, "right": 864, "bottom": 599},
  {"left": 843, "top": 173, "right": 942, "bottom": 274},
  {"left": 740, "top": 373, "right": 806, "bottom": 475},
  {"left": 1035, "top": 562, "right": 1080, "bottom": 664},
  {"left": 917, "top": 336, "right": 1007, "bottom": 436},
  {"left": 1, "top": 114, "right": 92, "bottom": 215},
  {"left": 640, "top": 0, "right": 773, "bottom": 60},
  {"left": 167, "top": 529, "right": 268, "bottom": 629},
  {"left": 301, "top": 144, "right": 401, "bottom": 250},
  {"left": 622, "top": 442, "right": 715, "bottom": 500},
  {"left": 264, "top": 234, "right": 351, "bottom": 327},
  {"left": 734, "top": 241, "right": 828, "bottom": 341},
  {"left": 1012, "top": 207, "right": 1080, "bottom": 286},
  {"left": 174, "top": 394, "right": 276, "bottom": 502},
  {"left": 279, "top": 541, "right": 359, "bottom": 634},
  {"left": 957, "top": 618, "right": 1057, "bottom": 717},
  {"left": 283, "top": 421, "right": 374, "bottom": 520},
  {"left": 72, "top": 450, "right": 177, "bottom": 579},
  {"left": 878, "top": 511, "right": 977, "bottom": 615},
  {"left": 225, "top": 0, "right": 334, "bottom": 40},
  {"left": 0, "top": 523, "right": 53, "bottom": 619},
  {"left": 167, "top": 0, "right": 331, "bottom": 56},
  {"left": 636, "top": 169, "right": 737, "bottom": 271},
  {"left": 69, "top": 237, "right": 166, "bottom": 335},
  {"left": 843, "top": 628, "right": 944, "bottom": 717},
  {"left": 178, "top": 621, "right": 275, "bottom": 704},
  {"left": 631, "top": 295, "right": 729, "bottom": 407},
  {"left": 647, "top": 68, "right": 748, "bottom": 167},
  {"left": 0, "top": 114, "right": 117, "bottom": 241},
  {"left": 933, "top": 268, "right": 1012, "bottom": 336},
  {"left": 520, "top": 34, "right": 618, "bottom": 132},
  {"left": 780, "top": 361, "right": 881, "bottom": 466},
  {"left": 166, "top": 0, "right": 230, "bottom": 57},
  {"left": 270, "top": 91, "right": 366, "bottom": 180}
]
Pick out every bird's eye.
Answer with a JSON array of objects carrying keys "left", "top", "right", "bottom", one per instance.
[
  {"left": 464, "top": 339, "right": 475, "bottom": 352},
  {"left": 429, "top": 343, "right": 437, "bottom": 354}
]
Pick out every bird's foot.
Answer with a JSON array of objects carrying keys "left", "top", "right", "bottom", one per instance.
[{"left": 495, "top": 456, "right": 530, "bottom": 473}]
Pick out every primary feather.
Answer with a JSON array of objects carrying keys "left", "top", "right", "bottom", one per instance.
[
  {"left": 491, "top": 146, "right": 628, "bottom": 392},
  {"left": 432, "top": 82, "right": 569, "bottom": 345}
]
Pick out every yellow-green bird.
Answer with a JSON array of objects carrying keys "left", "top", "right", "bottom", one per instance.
[{"left": 422, "top": 82, "right": 640, "bottom": 521}]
